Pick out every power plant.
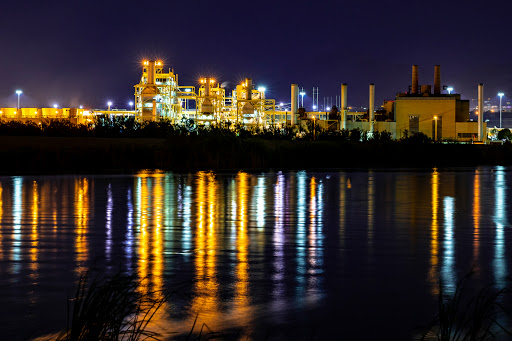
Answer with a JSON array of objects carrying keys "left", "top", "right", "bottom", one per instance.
[{"left": 0, "top": 61, "right": 487, "bottom": 141}]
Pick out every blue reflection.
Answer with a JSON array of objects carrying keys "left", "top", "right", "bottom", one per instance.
[
  {"left": 442, "top": 196, "right": 456, "bottom": 293},
  {"left": 256, "top": 176, "right": 265, "bottom": 229},
  {"left": 11, "top": 177, "right": 22, "bottom": 277},
  {"left": 125, "top": 187, "right": 134, "bottom": 272},
  {"left": 272, "top": 173, "right": 285, "bottom": 302},
  {"left": 493, "top": 166, "right": 507, "bottom": 286},
  {"left": 296, "top": 171, "right": 307, "bottom": 298},
  {"left": 182, "top": 184, "right": 192, "bottom": 255},
  {"left": 106, "top": 184, "right": 113, "bottom": 263}
]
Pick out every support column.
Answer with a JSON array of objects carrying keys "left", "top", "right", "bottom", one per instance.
[
  {"left": 369, "top": 83, "right": 375, "bottom": 134},
  {"left": 291, "top": 84, "right": 298, "bottom": 125},
  {"left": 341, "top": 83, "right": 347, "bottom": 130}
]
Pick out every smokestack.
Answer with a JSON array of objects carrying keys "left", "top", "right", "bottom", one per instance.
[
  {"left": 421, "top": 85, "right": 431, "bottom": 95},
  {"left": 369, "top": 83, "right": 375, "bottom": 133},
  {"left": 411, "top": 65, "right": 419, "bottom": 94},
  {"left": 205, "top": 77, "right": 211, "bottom": 97},
  {"left": 341, "top": 83, "right": 347, "bottom": 130},
  {"left": 246, "top": 78, "right": 253, "bottom": 100},
  {"left": 434, "top": 65, "right": 441, "bottom": 95},
  {"left": 291, "top": 84, "right": 298, "bottom": 125},
  {"left": 478, "top": 83, "right": 484, "bottom": 141},
  {"left": 148, "top": 60, "right": 156, "bottom": 84}
]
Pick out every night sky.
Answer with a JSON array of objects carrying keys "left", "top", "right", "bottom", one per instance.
[{"left": 1, "top": 0, "right": 511, "bottom": 110}]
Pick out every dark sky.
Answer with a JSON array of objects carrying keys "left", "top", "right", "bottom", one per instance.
[{"left": 1, "top": 0, "right": 511, "bottom": 110}]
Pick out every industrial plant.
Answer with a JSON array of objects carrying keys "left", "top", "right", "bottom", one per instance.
[{"left": 0, "top": 62, "right": 486, "bottom": 142}]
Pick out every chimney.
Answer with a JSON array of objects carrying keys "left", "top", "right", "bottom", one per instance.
[
  {"left": 434, "top": 65, "right": 441, "bottom": 95},
  {"left": 148, "top": 60, "right": 156, "bottom": 84},
  {"left": 478, "top": 83, "right": 484, "bottom": 141},
  {"left": 411, "top": 65, "right": 419, "bottom": 94},
  {"left": 369, "top": 83, "right": 375, "bottom": 133},
  {"left": 291, "top": 84, "right": 298, "bottom": 125},
  {"left": 246, "top": 78, "right": 253, "bottom": 100}
]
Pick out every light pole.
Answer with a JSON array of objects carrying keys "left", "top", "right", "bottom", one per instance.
[
  {"left": 498, "top": 92, "right": 504, "bottom": 128},
  {"left": 15, "top": 90, "right": 22, "bottom": 109},
  {"left": 434, "top": 116, "right": 438, "bottom": 141},
  {"left": 447, "top": 87, "right": 453, "bottom": 95},
  {"left": 299, "top": 91, "right": 305, "bottom": 107},
  {"left": 108, "top": 101, "right": 112, "bottom": 111}
]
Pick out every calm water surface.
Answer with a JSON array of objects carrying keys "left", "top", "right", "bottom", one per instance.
[{"left": 0, "top": 169, "right": 511, "bottom": 340}]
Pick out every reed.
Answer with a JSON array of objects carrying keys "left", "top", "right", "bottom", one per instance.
[{"left": 55, "top": 273, "right": 167, "bottom": 341}]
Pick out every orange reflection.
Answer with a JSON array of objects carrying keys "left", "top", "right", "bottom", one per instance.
[
  {"left": 137, "top": 177, "right": 149, "bottom": 291},
  {"left": 152, "top": 176, "right": 164, "bottom": 300},
  {"left": 74, "top": 178, "right": 89, "bottom": 275},
  {"left": 191, "top": 172, "right": 220, "bottom": 321},
  {"left": 0, "top": 183, "right": 3, "bottom": 261},
  {"left": 473, "top": 169, "right": 480, "bottom": 267},
  {"left": 429, "top": 169, "right": 439, "bottom": 295},
  {"left": 30, "top": 181, "right": 39, "bottom": 279},
  {"left": 235, "top": 172, "right": 251, "bottom": 324},
  {"left": 339, "top": 174, "right": 346, "bottom": 247}
]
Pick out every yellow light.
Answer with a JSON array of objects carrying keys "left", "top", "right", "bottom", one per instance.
[
  {"left": 210, "top": 79, "right": 215, "bottom": 83},
  {"left": 434, "top": 116, "right": 437, "bottom": 119}
]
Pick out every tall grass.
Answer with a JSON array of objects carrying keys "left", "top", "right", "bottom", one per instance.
[
  {"left": 55, "top": 273, "right": 167, "bottom": 341},
  {"left": 420, "top": 274, "right": 512, "bottom": 340}
]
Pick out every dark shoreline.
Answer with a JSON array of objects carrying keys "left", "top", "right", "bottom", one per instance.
[{"left": 0, "top": 136, "right": 511, "bottom": 175}]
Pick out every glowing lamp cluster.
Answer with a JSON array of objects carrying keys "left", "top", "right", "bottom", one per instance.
[{"left": 200, "top": 78, "right": 216, "bottom": 84}]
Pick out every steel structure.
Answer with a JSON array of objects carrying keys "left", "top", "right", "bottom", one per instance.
[{"left": 133, "top": 61, "right": 276, "bottom": 125}]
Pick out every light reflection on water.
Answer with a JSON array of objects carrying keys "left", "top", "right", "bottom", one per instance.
[{"left": 0, "top": 169, "right": 511, "bottom": 340}]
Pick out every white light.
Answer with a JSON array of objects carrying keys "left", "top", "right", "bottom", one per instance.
[
  {"left": 108, "top": 101, "right": 113, "bottom": 106},
  {"left": 79, "top": 105, "right": 83, "bottom": 109},
  {"left": 300, "top": 92, "right": 306, "bottom": 96},
  {"left": 498, "top": 92, "right": 505, "bottom": 97},
  {"left": 258, "top": 87, "right": 266, "bottom": 92},
  {"left": 447, "top": 87, "right": 454, "bottom": 94},
  {"left": 185, "top": 89, "right": 191, "bottom": 92},
  {"left": 15, "top": 90, "right": 22, "bottom": 95},
  {"left": 53, "top": 104, "right": 58, "bottom": 108},
  {"left": 313, "top": 105, "right": 317, "bottom": 109},
  {"left": 280, "top": 102, "right": 284, "bottom": 106},
  {"left": 129, "top": 101, "right": 133, "bottom": 106}
]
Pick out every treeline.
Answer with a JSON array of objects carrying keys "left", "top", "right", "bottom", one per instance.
[{"left": 0, "top": 116, "right": 440, "bottom": 143}]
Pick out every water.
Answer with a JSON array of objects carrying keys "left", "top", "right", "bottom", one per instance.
[{"left": 0, "top": 169, "right": 511, "bottom": 340}]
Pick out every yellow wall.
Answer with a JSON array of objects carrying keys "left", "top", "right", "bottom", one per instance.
[{"left": 395, "top": 97, "right": 457, "bottom": 139}]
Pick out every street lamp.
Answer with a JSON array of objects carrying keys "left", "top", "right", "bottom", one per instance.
[
  {"left": 498, "top": 92, "right": 504, "bottom": 128},
  {"left": 15, "top": 90, "right": 22, "bottom": 109},
  {"left": 447, "top": 87, "right": 454, "bottom": 95},
  {"left": 129, "top": 101, "right": 134, "bottom": 110},
  {"left": 299, "top": 91, "right": 305, "bottom": 107},
  {"left": 108, "top": 101, "right": 113, "bottom": 111}
]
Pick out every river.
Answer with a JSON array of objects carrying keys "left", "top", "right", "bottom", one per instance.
[{"left": 0, "top": 168, "right": 511, "bottom": 340}]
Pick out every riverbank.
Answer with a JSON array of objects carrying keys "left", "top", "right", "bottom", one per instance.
[{"left": 0, "top": 136, "right": 511, "bottom": 174}]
